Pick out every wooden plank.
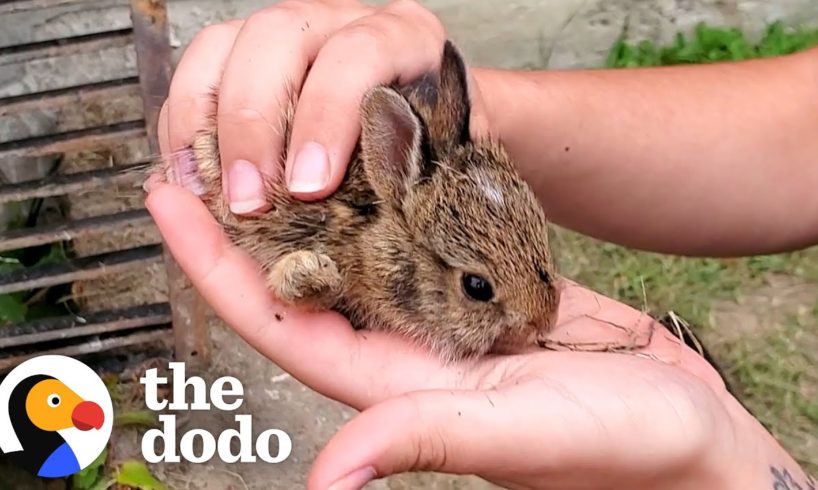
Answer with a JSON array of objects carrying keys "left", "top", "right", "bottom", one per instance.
[
  {"left": 0, "top": 43, "right": 136, "bottom": 99},
  {"left": 0, "top": 328, "right": 171, "bottom": 374},
  {"left": 0, "top": 1, "right": 130, "bottom": 49},
  {"left": 0, "top": 208, "right": 154, "bottom": 252},
  {"left": 0, "top": 28, "right": 133, "bottom": 64},
  {"left": 0, "top": 77, "right": 139, "bottom": 113},
  {"left": 0, "top": 120, "right": 145, "bottom": 159},
  {"left": 0, "top": 79, "right": 142, "bottom": 144},
  {"left": 0, "top": 243, "right": 162, "bottom": 294},
  {"left": 0, "top": 302, "right": 171, "bottom": 348},
  {"left": 0, "top": 160, "right": 150, "bottom": 204}
]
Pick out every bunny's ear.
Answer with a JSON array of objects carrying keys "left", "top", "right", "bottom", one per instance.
[
  {"left": 402, "top": 40, "right": 472, "bottom": 151},
  {"left": 360, "top": 86, "right": 427, "bottom": 204},
  {"left": 435, "top": 40, "right": 472, "bottom": 146}
]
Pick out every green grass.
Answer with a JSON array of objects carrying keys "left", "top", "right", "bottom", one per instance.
[
  {"left": 728, "top": 316, "right": 818, "bottom": 442},
  {"left": 606, "top": 21, "right": 818, "bottom": 68},
  {"left": 564, "top": 20, "right": 818, "bottom": 473},
  {"left": 554, "top": 228, "right": 818, "bottom": 324}
]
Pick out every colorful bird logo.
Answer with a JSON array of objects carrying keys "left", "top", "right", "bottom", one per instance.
[{"left": 0, "top": 355, "right": 113, "bottom": 479}]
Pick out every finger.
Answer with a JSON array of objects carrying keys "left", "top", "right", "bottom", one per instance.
[
  {"left": 285, "top": 0, "right": 446, "bottom": 201},
  {"left": 157, "top": 101, "right": 170, "bottom": 157},
  {"left": 144, "top": 183, "right": 464, "bottom": 408},
  {"left": 307, "top": 390, "right": 505, "bottom": 490},
  {"left": 217, "top": 1, "right": 368, "bottom": 214},
  {"left": 166, "top": 20, "right": 243, "bottom": 193},
  {"left": 143, "top": 101, "right": 171, "bottom": 193},
  {"left": 308, "top": 387, "right": 579, "bottom": 490}
]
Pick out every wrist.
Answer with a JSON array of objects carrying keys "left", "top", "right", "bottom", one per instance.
[
  {"left": 683, "top": 394, "right": 812, "bottom": 490},
  {"left": 730, "top": 405, "right": 814, "bottom": 490}
]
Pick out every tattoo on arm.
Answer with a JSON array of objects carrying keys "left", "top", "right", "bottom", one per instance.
[{"left": 771, "top": 466, "right": 816, "bottom": 490}]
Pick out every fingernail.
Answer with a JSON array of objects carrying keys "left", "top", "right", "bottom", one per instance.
[
  {"left": 328, "top": 467, "right": 377, "bottom": 490},
  {"left": 167, "top": 149, "right": 206, "bottom": 196},
  {"left": 288, "top": 142, "right": 330, "bottom": 194},
  {"left": 228, "top": 159, "right": 267, "bottom": 214}
]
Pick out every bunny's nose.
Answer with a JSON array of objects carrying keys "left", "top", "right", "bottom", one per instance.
[
  {"left": 490, "top": 324, "right": 541, "bottom": 354},
  {"left": 522, "top": 327, "right": 540, "bottom": 344}
]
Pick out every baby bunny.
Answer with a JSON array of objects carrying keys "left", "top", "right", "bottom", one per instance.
[{"left": 155, "top": 41, "right": 560, "bottom": 363}]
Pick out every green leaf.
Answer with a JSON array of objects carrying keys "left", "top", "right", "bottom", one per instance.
[
  {"left": 72, "top": 448, "right": 108, "bottom": 490},
  {"left": 115, "top": 410, "right": 160, "bottom": 428},
  {"left": 34, "top": 243, "right": 68, "bottom": 267},
  {"left": 2, "top": 201, "right": 28, "bottom": 230},
  {"left": 0, "top": 294, "right": 27, "bottom": 324},
  {"left": 72, "top": 466, "right": 101, "bottom": 490},
  {"left": 0, "top": 255, "right": 23, "bottom": 274},
  {"left": 115, "top": 461, "right": 167, "bottom": 490}
]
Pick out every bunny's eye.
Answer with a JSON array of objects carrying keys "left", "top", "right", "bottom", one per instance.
[{"left": 461, "top": 274, "right": 494, "bottom": 302}]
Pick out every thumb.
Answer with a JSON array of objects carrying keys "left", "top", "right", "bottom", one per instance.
[{"left": 307, "top": 389, "right": 532, "bottom": 490}]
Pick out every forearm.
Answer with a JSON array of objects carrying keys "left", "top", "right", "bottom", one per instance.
[{"left": 475, "top": 48, "right": 818, "bottom": 256}]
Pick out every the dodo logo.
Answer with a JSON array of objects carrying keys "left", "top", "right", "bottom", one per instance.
[{"left": 0, "top": 355, "right": 113, "bottom": 478}]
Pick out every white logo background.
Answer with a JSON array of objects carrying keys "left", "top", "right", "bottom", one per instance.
[{"left": 0, "top": 355, "right": 114, "bottom": 470}]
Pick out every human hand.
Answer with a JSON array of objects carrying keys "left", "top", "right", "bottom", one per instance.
[
  {"left": 157, "top": 0, "right": 492, "bottom": 215},
  {"left": 143, "top": 182, "right": 801, "bottom": 490}
]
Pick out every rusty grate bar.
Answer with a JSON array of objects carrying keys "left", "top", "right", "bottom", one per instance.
[
  {"left": 130, "top": 0, "right": 211, "bottom": 369},
  {"left": 0, "top": 209, "right": 153, "bottom": 252},
  {"left": 0, "top": 120, "right": 146, "bottom": 159},
  {"left": 0, "top": 160, "right": 149, "bottom": 203},
  {"left": 0, "top": 328, "right": 171, "bottom": 374},
  {"left": 0, "top": 302, "right": 171, "bottom": 348},
  {"left": 0, "top": 244, "right": 162, "bottom": 294}
]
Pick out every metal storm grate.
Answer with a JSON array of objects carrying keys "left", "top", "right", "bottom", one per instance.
[{"left": 0, "top": 0, "right": 209, "bottom": 374}]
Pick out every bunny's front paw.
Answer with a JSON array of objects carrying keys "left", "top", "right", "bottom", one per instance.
[{"left": 267, "top": 250, "right": 342, "bottom": 310}]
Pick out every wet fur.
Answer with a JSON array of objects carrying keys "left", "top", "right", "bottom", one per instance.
[{"left": 155, "top": 42, "right": 559, "bottom": 363}]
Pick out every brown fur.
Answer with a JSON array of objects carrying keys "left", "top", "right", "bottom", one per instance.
[{"left": 154, "top": 42, "right": 559, "bottom": 363}]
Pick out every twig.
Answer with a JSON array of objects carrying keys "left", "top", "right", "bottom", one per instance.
[
  {"left": 538, "top": 311, "right": 656, "bottom": 354},
  {"left": 667, "top": 310, "right": 705, "bottom": 357},
  {"left": 212, "top": 469, "right": 250, "bottom": 490}
]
